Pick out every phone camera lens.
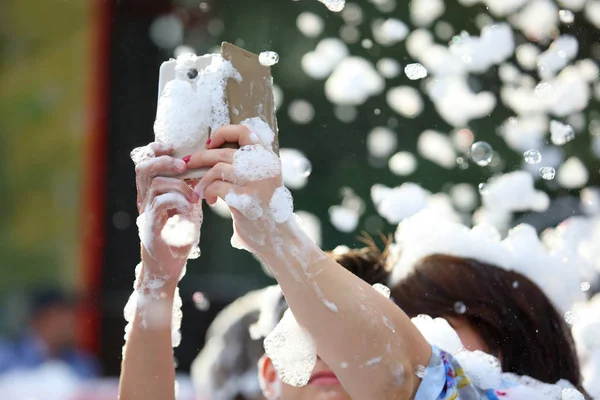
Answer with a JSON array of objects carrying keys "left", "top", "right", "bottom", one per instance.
[{"left": 187, "top": 69, "right": 199, "bottom": 79}]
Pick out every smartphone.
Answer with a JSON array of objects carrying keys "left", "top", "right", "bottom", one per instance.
[{"left": 155, "top": 42, "right": 279, "bottom": 180}]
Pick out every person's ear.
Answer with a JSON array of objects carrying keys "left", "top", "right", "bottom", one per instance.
[{"left": 258, "top": 354, "right": 279, "bottom": 399}]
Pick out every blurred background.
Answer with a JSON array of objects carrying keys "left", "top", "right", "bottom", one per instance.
[{"left": 0, "top": 0, "right": 599, "bottom": 398}]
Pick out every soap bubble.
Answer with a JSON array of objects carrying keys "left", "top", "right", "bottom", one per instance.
[
  {"left": 454, "top": 301, "right": 467, "bottom": 314},
  {"left": 470, "top": 142, "right": 494, "bottom": 166},
  {"left": 259, "top": 51, "right": 279, "bottom": 66},
  {"left": 524, "top": 149, "right": 542, "bottom": 164},
  {"left": 193, "top": 292, "right": 210, "bottom": 311},
  {"left": 580, "top": 282, "right": 591, "bottom": 292},
  {"left": 404, "top": 63, "right": 428, "bottom": 80},
  {"left": 199, "top": 2, "right": 210, "bottom": 12},
  {"left": 539, "top": 166, "right": 556, "bottom": 180},
  {"left": 478, "top": 183, "right": 488, "bottom": 194}
]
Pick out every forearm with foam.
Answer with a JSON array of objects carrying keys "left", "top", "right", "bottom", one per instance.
[{"left": 258, "top": 218, "right": 430, "bottom": 400}]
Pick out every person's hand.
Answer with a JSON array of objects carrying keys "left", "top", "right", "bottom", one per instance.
[
  {"left": 187, "top": 125, "right": 291, "bottom": 255},
  {"left": 133, "top": 142, "right": 202, "bottom": 284}
]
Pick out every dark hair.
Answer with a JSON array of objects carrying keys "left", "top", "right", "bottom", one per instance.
[{"left": 390, "top": 254, "right": 586, "bottom": 391}]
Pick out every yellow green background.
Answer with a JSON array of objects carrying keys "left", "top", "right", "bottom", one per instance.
[{"left": 0, "top": 0, "right": 91, "bottom": 290}]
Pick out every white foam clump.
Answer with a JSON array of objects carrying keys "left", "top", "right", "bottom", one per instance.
[
  {"left": 329, "top": 205, "right": 360, "bottom": 233},
  {"left": 318, "top": 0, "right": 345, "bottom": 12},
  {"left": 426, "top": 76, "right": 496, "bottom": 127},
  {"left": 241, "top": 117, "right": 275, "bottom": 148},
  {"left": 449, "top": 24, "right": 514, "bottom": 74},
  {"left": 130, "top": 145, "right": 155, "bottom": 165},
  {"left": 372, "top": 183, "right": 460, "bottom": 224},
  {"left": 386, "top": 86, "right": 424, "bottom": 118},
  {"left": 411, "top": 315, "right": 464, "bottom": 354},
  {"left": 288, "top": 99, "right": 315, "bottom": 125},
  {"left": 559, "top": 0, "right": 586, "bottom": 11},
  {"left": 557, "top": 157, "right": 588, "bottom": 189},
  {"left": 264, "top": 309, "right": 317, "bottom": 387},
  {"left": 542, "top": 216, "right": 600, "bottom": 290},
  {"left": 480, "top": 171, "right": 550, "bottom": 213},
  {"left": 367, "top": 127, "right": 397, "bottom": 158},
  {"left": 296, "top": 12, "right": 324, "bottom": 38},
  {"left": 154, "top": 53, "right": 240, "bottom": 149},
  {"left": 500, "top": 115, "right": 548, "bottom": 152},
  {"left": 270, "top": 186, "right": 294, "bottom": 224},
  {"left": 510, "top": 0, "right": 558, "bottom": 42},
  {"left": 580, "top": 187, "right": 600, "bottom": 215},
  {"left": 584, "top": 0, "right": 600, "bottom": 28},
  {"left": 259, "top": 51, "right": 279, "bottom": 67},
  {"left": 550, "top": 120, "right": 575, "bottom": 146},
  {"left": 302, "top": 38, "right": 349, "bottom": 79},
  {"left": 404, "top": 63, "right": 428, "bottom": 80},
  {"left": 373, "top": 283, "right": 391, "bottom": 298},
  {"left": 389, "top": 151, "right": 418, "bottom": 176},
  {"left": 225, "top": 192, "right": 264, "bottom": 220},
  {"left": 372, "top": 18, "right": 409, "bottom": 46},
  {"left": 537, "top": 36, "right": 578, "bottom": 79},
  {"left": 570, "top": 294, "right": 600, "bottom": 397},
  {"left": 137, "top": 192, "right": 198, "bottom": 255},
  {"left": 377, "top": 58, "right": 402, "bottom": 79},
  {"left": 280, "top": 148, "right": 312, "bottom": 190},
  {"left": 410, "top": 0, "right": 445, "bottom": 27},
  {"left": 161, "top": 215, "right": 199, "bottom": 247},
  {"left": 371, "top": 183, "right": 430, "bottom": 224},
  {"left": 326, "top": 57, "right": 384, "bottom": 105},
  {"left": 233, "top": 145, "right": 281, "bottom": 182},
  {"left": 449, "top": 183, "right": 478, "bottom": 212},
  {"left": 501, "top": 66, "right": 591, "bottom": 117},
  {"left": 390, "top": 210, "right": 585, "bottom": 313},
  {"left": 515, "top": 43, "right": 540, "bottom": 70},
  {"left": 417, "top": 130, "right": 456, "bottom": 169}
]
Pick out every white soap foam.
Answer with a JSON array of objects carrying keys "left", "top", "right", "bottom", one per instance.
[
  {"left": 233, "top": 145, "right": 282, "bottom": 182},
  {"left": 264, "top": 309, "right": 317, "bottom": 387},
  {"left": 325, "top": 57, "right": 384, "bottom": 105},
  {"left": 390, "top": 211, "right": 585, "bottom": 313},
  {"left": 481, "top": 171, "right": 550, "bottom": 213},
  {"left": 417, "top": 130, "right": 456, "bottom": 169},
  {"left": 154, "top": 54, "right": 240, "bottom": 150},
  {"left": 270, "top": 186, "right": 294, "bottom": 224},
  {"left": 241, "top": 117, "right": 276, "bottom": 148},
  {"left": 225, "top": 191, "right": 264, "bottom": 220}
]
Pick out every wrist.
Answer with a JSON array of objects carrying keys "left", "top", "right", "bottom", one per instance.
[{"left": 140, "top": 245, "right": 183, "bottom": 289}]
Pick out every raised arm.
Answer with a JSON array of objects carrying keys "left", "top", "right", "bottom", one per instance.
[
  {"left": 119, "top": 142, "right": 202, "bottom": 400},
  {"left": 189, "top": 126, "right": 432, "bottom": 400}
]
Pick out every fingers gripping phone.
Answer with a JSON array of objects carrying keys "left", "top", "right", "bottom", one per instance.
[{"left": 155, "top": 42, "right": 280, "bottom": 180}]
